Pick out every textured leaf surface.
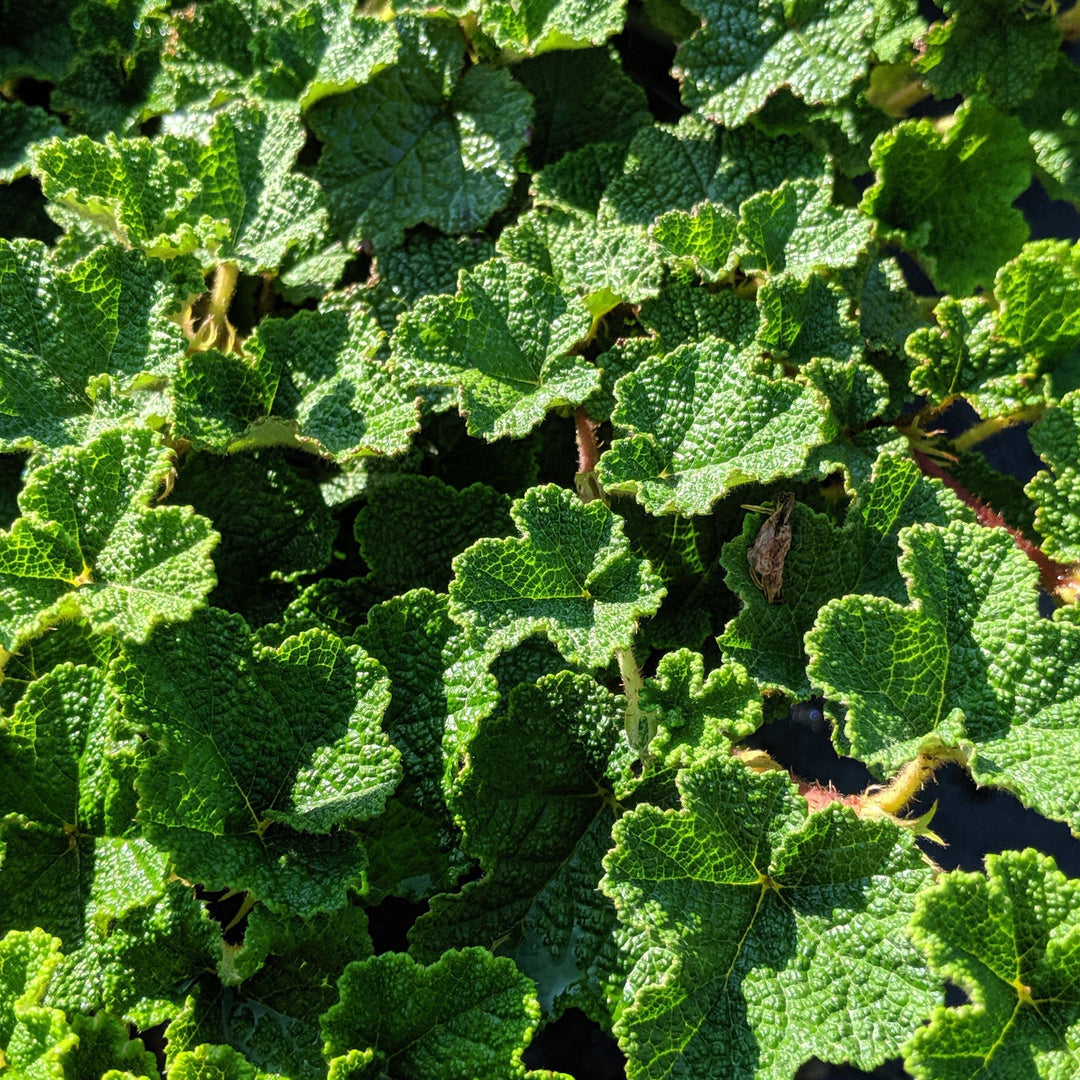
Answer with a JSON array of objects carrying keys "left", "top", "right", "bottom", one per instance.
[
  {"left": 0, "top": 664, "right": 166, "bottom": 953},
  {"left": 601, "top": 753, "right": 938, "bottom": 1080},
  {"left": 0, "top": 101, "right": 63, "bottom": 183},
  {"left": 807, "top": 521, "right": 1080, "bottom": 831},
  {"left": 721, "top": 454, "right": 965, "bottom": 696},
  {"left": 0, "top": 239, "right": 195, "bottom": 451},
  {"left": 354, "top": 589, "right": 500, "bottom": 901},
  {"left": 354, "top": 475, "right": 513, "bottom": 596},
  {"left": 250, "top": 307, "right": 420, "bottom": 460},
  {"left": 311, "top": 17, "right": 532, "bottom": 249},
  {"left": 392, "top": 257, "right": 596, "bottom": 440},
  {"left": 112, "top": 608, "right": 401, "bottom": 915},
  {"left": 0, "top": 428, "right": 218, "bottom": 652},
  {"left": 321, "top": 948, "right": 540, "bottom": 1079},
  {"left": 0, "top": 929, "right": 75, "bottom": 1080},
  {"left": 914, "top": 0, "right": 1060, "bottom": 109},
  {"left": 449, "top": 484, "right": 665, "bottom": 668},
  {"left": 598, "top": 339, "right": 835, "bottom": 515},
  {"left": 862, "top": 100, "right": 1031, "bottom": 296},
  {"left": 1019, "top": 56, "right": 1080, "bottom": 209},
  {"left": 601, "top": 115, "right": 827, "bottom": 229},
  {"left": 1028, "top": 390, "right": 1080, "bottom": 561},
  {"left": 479, "top": 0, "right": 626, "bottom": 53},
  {"left": 905, "top": 850, "right": 1080, "bottom": 1080},
  {"left": 676, "top": 0, "right": 884, "bottom": 126},
  {"left": 410, "top": 671, "right": 633, "bottom": 1018}
]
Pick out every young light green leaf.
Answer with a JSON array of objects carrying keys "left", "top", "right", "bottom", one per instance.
[
  {"left": 0, "top": 428, "right": 218, "bottom": 653},
  {"left": 905, "top": 849, "right": 1080, "bottom": 1080},
  {"left": 650, "top": 202, "right": 739, "bottom": 283},
  {"left": 310, "top": 16, "right": 532, "bottom": 250},
  {"left": 249, "top": 307, "right": 421, "bottom": 460},
  {"left": 641, "top": 650, "right": 762, "bottom": 769},
  {"left": 736, "top": 179, "right": 873, "bottom": 279},
  {"left": 449, "top": 484, "right": 665, "bottom": 668},
  {"left": 0, "top": 239, "right": 197, "bottom": 451},
  {"left": 410, "top": 671, "right": 633, "bottom": 1019},
  {"left": 914, "top": 0, "right": 1061, "bottom": 109},
  {"left": 601, "top": 752, "right": 938, "bottom": 1080},
  {"left": 675, "top": 0, "right": 885, "bottom": 126},
  {"left": 807, "top": 521, "right": 1080, "bottom": 832},
  {"left": 1028, "top": 390, "right": 1080, "bottom": 562},
  {"left": 392, "top": 257, "right": 596, "bottom": 441},
  {"left": 0, "top": 929, "right": 77, "bottom": 1080},
  {"left": 862, "top": 100, "right": 1032, "bottom": 296},
  {"left": 113, "top": 608, "right": 401, "bottom": 916},
  {"left": 597, "top": 339, "right": 836, "bottom": 515},
  {"left": 321, "top": 948, "right": 540, "bottom": 1080}
]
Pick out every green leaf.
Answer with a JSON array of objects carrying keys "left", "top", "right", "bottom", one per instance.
[
  {"left": 905, "top": 849, "right": 1080, "bottom": 1080},
  {"left": 675, "top": 0, "right": 890, "bottom": 126},
  {"left": 735, "top": 178, "right": 872, "bottom": 278},
  {"left": 249, "top": 307, "right": 421, "bottom": 460},
  {"left": 478, "top": 0, "right": 626, "bottom": 54},
  {"left": 163, "top": 101, "right": 329, "bottom": 273},
  {"left": 514, "top": 47, "right": 650, "bottom": 168},
  {"left": 354, "top": 475, "right": 513, "bottom": 596},
  {"left": 754, "top": 273, "right": 863, "bottom": 369},
  {"left": 642, "top": 650, "right": 763, "bottom": 769},
  {"left": 410, "top": 671, "right": 632, "bottom": 1019},
  {"left": 1018, "top": 55, "right": 1080, "bottom": 210},
  {"left": 448, "top": 483, "right": 666, "bottom": 668},
  {"left": 0, "top": 428, "right": 218, "bottom": 653},
  {"left": 310, "top": 17, "right": 532, "bottom": 250},
  {"left": 1028, "top": 389, "right": 1080, "bottom": 562},
  {"left": 914, "top": 0, "right": 1061, "bottom": 109},
  {"left": 0, "top": 101, "right": 63, "bottom": 183},
  {"left": 392, "top": 257, "right": 597, "bottom": 440},
  {"left": 0, "top": 239, "right": 197, "bottom": 451},
  {"left": 321, "top": 948, "right": 540, "bottom": 1080},
  {"left": 0, "top": 929, "right": 76, "bottom": 1080},
  {"left": 601, "top": 752, "right": 938, "bottom": 1079},
  {"left": 65, "top": 1011, "right": 161, "bottom": 1080},
  {"left": 807, "top": 520, "right": 1080, "bottom": 832},
  {"left": 34, "top": 134, "right": 205, "bottom": 258},
  {"left": 0, "top": 664, "right": 167, "bottom": 952},
  {"left": 113, "top": 608, "right": 401, "bottom": 915},
  {"left": 601, "top": 115, "right": 828, "bottom": 229},
  {"left": 250, "top": 2, "right": 400, "bottom": 109},
  {"left": 354, "top": 589, "right": 500, "bottom": 901},
  {"left": 650, "top": 202, "right": 739, "bottom": 283},
  {"left": 597, "top": 338, "right": 835, "bottom": 515},
  {"left": 721, "top": 453, "right": 966, "bottom": 696},
  {"left": 497, "top": 208, "right": 663, "bottom": 315},
  {"left": 862, "top": 99, "right": 1032, "bottom": 296}
]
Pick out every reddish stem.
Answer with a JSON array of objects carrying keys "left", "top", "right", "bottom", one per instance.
[
  {"left": 913, "top": 449, "right": 1075, "bottom": 595},
  {"left": 575, "top": 407, "right": 601, "bottom": 475}
]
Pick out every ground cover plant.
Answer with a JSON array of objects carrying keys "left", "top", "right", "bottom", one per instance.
[{"left": 2, "top": 1, "right": 1080, "bottom": 1078}]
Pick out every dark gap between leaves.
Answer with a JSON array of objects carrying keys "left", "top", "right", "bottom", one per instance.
[
  {"left": 522, "top": 1007, "right": 626, "bottom": 1080},
  {"left": 366, "top": 895, "right": 427, "bottom": 955}
]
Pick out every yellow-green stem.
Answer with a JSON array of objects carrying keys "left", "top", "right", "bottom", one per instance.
[
  {"left": 868, "top": 753, "right": 941, "bottom": 817},
  {"left": 951, "top": 407, "right": 1045, "bottom": 453}
]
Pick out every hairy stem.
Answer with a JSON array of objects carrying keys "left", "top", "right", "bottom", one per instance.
[
  {"left": 574, "top": 406, "right": 606, "bottom": 503},
  {"left": 913, "top": 449, "right": 1078, "bottom": 597},
  {"left": 950, "top": 407, "right": 1045, "bottom": 453},
  {"left": 192, "top": 261, "right": 240, "bottom": 353}
]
